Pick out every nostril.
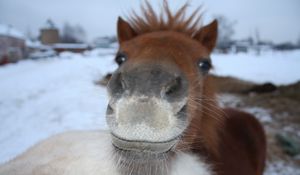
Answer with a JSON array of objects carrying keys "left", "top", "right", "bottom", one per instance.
[
  {"left": 115, "top": 72, "right": 127, "bottom": 90},
  {"left": 108, "top": 73, "right": 128, "bottom": 93},
  {"left": 106, "top": 104, "right": 114, "bottom": 115},
  {"left": 176, "top": 104, "right": 187, "bottom": 119},
  {"left": 120, "top": 76, "right": 127, "bottom": 89},
  {"left": 108, "top": 72, "right": 127, "bottom": 95},
  {"left": 164, "top": 76, "right": 182, "bottom": 96}
]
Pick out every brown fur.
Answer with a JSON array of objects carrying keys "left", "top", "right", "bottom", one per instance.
[
  {"left": 117, "top": 1, "right": 266, "bottom": 175},
  {"left": 128, "top": 0, "right": 203, "bottom": 37}
]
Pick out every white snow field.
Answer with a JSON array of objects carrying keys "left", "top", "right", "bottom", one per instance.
[
  {"left": 212, "top": 50, "right": 300, "bottom": 85},
  {"left": 0, "top": 49, "right": 117, "bottom": 163},
  {"left": 0, "top": 48, "right": 299, "bottom": 174}
]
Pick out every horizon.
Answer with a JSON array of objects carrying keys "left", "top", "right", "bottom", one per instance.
[{"left": 0, "top": 0, "right": 299, "bottom": 44}]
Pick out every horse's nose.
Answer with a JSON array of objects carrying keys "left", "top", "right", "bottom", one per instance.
[
  {"left": 162, "top": 76, "right": 182, "bottom": 98},
  {"left": 107, "top": 65, "right": 187, "bottom": 101}
]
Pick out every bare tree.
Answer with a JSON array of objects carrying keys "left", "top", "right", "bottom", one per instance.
[
  {"left": 214, "top": 15, "right": 236, "bottom": 48},
  {"left": 254, "top": 28, "right": 261, "bottom": 44},
  {"left": 26, "top": 28, "right": 35, "bottom": 41},
  {"left": 74, "top": 25, "right": 86, "bottom": 43},
  {"left": 45, "top": 19, "right": 56, "bottom": 29},
  {"left": 61, "top": 23, "right": 86, "bottom": 43}
]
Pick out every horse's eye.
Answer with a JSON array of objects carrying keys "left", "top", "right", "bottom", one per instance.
[
  {"left": 115, "top": 53, "right": 127, "bottom": 66},
  {"left": 198, "top": 59, "right": 212, "bottom": 74}
]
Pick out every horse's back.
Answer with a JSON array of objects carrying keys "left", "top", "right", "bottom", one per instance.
[
  {"left": 0, "top": 131, "right": 214, "bottom": 175},
  {"left": 0, "top": 131, "right": 119, "bottom": 175},
  {"left": 216, "top": 108, "right": 266, "bottom": 175}
]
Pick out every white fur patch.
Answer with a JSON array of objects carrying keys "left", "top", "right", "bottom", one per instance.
[
  {"left": 0, "top": 131, "right": 119, "bottom": 175},
  {"left": 0, "top": 131, "right": 212, "bottom": 175},
  {"left": 171, "top": 152, "right": 212, "bottom": 175}
]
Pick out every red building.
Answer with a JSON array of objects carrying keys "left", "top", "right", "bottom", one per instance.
[{"left": 0, "top": 24, "right": 26, "bottom": 65}]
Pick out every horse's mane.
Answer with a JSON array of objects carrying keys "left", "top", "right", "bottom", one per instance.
[{"left": 127, "top": 0, "right": 203, "bottom": 37}]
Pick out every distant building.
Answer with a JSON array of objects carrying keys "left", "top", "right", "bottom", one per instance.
[
  {"left": 231, "top": 39, "right": 254, "bottom": 53},
  {"left": 93, "top": 36, "right": 117, "bottom": 48},
  {"left": 37, "top": 20, "right": 90, "bottom": 54},
  {"left": 273, "top": 43, "right": 296, "bottom": 51},
  {"left": 40, "top": 19, "right": 59, "bottom": 45},
  {"left": 40, "top": 29, "right": 59, "bottom": 45},
  {"left": 215, "top": 42, "right": 232, "bottom": 53},
  {"left": 0, "top": 24, "right": 26, "bottom": 65},
  {"left": 52, "top": 43, "right": 90, "bottom": 53}
]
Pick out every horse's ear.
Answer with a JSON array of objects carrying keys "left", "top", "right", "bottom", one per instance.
[
  {"left": 193, "top": 20, "right": 218, "bottom": 53},
  {"left": 117, "top": 17, "right": 137, "bottom": 43}
]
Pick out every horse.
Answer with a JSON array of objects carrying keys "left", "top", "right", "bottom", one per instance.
[{"left": 0, "top": 1, "right": 266, "bottom": 175}]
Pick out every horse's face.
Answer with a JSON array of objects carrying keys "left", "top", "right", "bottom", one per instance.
[{"left": 106, "top": 18, "right": 217, "bottom": 155}]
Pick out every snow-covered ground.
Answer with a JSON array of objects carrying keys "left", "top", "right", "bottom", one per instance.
[
  {"left": 0, "top": 49, "right": 299, "bottom": 173},
  {"left": 0, "top": 49, "right": 117, "bottom": 163},
  {"left": 212, "top": 50, "right": 300, "bottom": 85}
]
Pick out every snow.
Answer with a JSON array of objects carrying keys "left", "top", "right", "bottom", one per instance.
[
  {"left": 0, "top": 48, "right": 300, "bottom": 174},
  {"left": 218, "top": 94, "right": 273, "bottom": 123},
  {"left": 25, "top": 40, "right": 42, "bottom": 48},
  {"left": 0, "top": 50, "right": 117, "bottom": 163},
  {"left": 0, "top": 24, "right": 25, "bottom": 39},
  {"left": 212, "top": 50, "right": 300, "bottom": 85},
  {"left": 265, "top": 161, "right": 300, "bottom": 175},
  {"left": 243, "top": 107, "right": 273, "bottom": 123},
  {"left": 29, "top": 49, "right": 56, "bottom": 59}
]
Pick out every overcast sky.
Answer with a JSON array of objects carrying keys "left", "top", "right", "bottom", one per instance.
[{"left": 0, "top": 0, "right": 299, "bottom": 43}]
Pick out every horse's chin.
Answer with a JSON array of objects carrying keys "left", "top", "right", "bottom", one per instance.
[{"left": 112, "top": 135, "right": 176, "bottom": 175}]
